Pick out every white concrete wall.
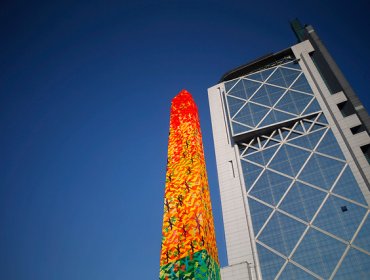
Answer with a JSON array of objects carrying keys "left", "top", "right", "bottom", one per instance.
[
  {"left": 221, "top": 262, "right": 253, "bottom": 280},
  {"left": 208, "top": 85, "right": 256, "bottom": 280}
]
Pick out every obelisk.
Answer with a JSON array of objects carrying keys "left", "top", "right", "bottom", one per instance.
[{"left": 159, "top": 90, "right": 220, "bottom": 279}]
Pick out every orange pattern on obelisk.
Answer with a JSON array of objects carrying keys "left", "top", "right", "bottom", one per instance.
[{"left": 160, "top": 89, "right": 219, "bottom": 266}]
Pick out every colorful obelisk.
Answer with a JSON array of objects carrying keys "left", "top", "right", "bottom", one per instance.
[{"left": 159, "top": 90, "right": 220, "bottom": 280}]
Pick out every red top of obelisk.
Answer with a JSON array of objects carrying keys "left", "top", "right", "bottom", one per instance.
[{"left": 170, "top": 89, "right": 200, "bottom": 130}]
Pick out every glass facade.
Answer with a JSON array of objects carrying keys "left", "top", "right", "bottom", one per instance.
[{"left": 224, "top": 61, "right": 370, "bottom": 279}]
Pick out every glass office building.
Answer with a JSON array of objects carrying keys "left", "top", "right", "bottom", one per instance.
[{"left": 208, "top": 21, "right": 370, "bottom": 280}]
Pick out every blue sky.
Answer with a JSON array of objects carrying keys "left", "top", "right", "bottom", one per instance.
[{"left": 1, "top": 0, "right": 369, "bottom": 279}]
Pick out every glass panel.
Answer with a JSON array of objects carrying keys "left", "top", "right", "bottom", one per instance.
[
  {"left": 259, "top": 212, "right": 306, "bottom": 256},
  {"left": 267, "top": 67, "right": 301, "bottom": 88},
  {"left": 298, "top": 154, "right": 345, "bottom": 190},
  {"left": 316, "top": 113, "right": 328, "bottom": 124},
  {"left": 304, "top": 114, "right": 317, "bottom": 121},
  {"left": 241, "top": 160, "right": 263, "bottom": 191},
  {"left": 269, "top": 145, "right": 311, "bottom": 177},
  {"left": 246, "top": 146, "right": 279, "bottom": 166},
  {"left": 280, "top": 182, "right": 326, "bottom": 222},
  {"left": 275, "top": 90, "right": 313, "bottom": 115},
  {"left": 233, "top": 104, "right": 254, "bottom": 127},
  {"left": 225, "top": 78, "right": 241, "bottom": 93},
  {"left": 250, "top": 169, "right": 292, "bottom": 206},
  {"left": 282, "top": 61, "right": 301, "bottom": 70},
  {"left": 314, "top": 195, "right": 367, "bottom": 241},
  {"left": 228, "top": 87, "right": 248, "bottom": 100},
  {"left": 242, "top": 79, "right": 262, "bottom": 99},
  {"left": 227, "top": 95, "right": 246, "bottom": 117},
  {"left": 278, "top": 263, "right": 316, "bottom": 279},
  {"left": 259, "top": 137, "right": 269, "bottom": 148},
  {"left": 260, "top": 68, "right": 276, "bottom": 81},
  {"left": 250, "top": 84, "right": 286, "bottom": 107},
  {"left": 245, "top": 147, "right": 256, "bottom": 155},
  {"left": 290, "top": 75, "right": 313, "bottom": 94},
  {"left": 310, "top": 123, "right": 326, "bottom": 132},
  {"left": 286, "top": 131, "right": 302, "bottom": 140},
  {"left": 272, "top": 130, "right": 282, "bottom": 141},
  {"left": 303, "top": 99, "right": 322, "bottom": 115},
  {"left": 280, "top": 129, "right": 290, "bottom": 140},
  {"left": 259, "top": 110, "right": 294, "bottom": 128},
  {"left": 239, "top": 144, "right": 248, "bottom": 156},
  {"left": 302, "top": 120, "right": 313, "bottom": 132},
  {"left": 247, "top": 68, "right": 275, "bottom": 82},
  {"left": 316, "top": 130, "right": 345, "bottom": 160},
  {"left": 248, "top": 103, "right": 271, "bottom": 125},
  {"left": 334, "top": 248, "right": 370, "bottom": 279},
  {"left": 288, "top": 129, "right": 326, "bottom": 150},
  {"left": 231, "top": 121, "right": 251, "bottom": 135},
  {"left": 333, "top": 166, "right": 367, "bottom": 205},
  {"left": 353, "top": 215, "right": 370, "bottom": 252},
  {"left": 265, "top": 138, "right": 280, "bottom": 148},
  {"left": 234, "top": 103, "right": 270, "bottom": 128},
  {"left": 250, "top": 138, "right": 259, "bottom": 149},
  {"left": 292, "top": 228, "right": 346, "bottom": 279},
  {"left": 248, "top": 197, "right": 273, "bottom": 235},
  {"left": 293, "top": 121, "right": 305, "bottom": 133},
  {"left": 256, "top": 243, "right": 285, "bottom": 280}
]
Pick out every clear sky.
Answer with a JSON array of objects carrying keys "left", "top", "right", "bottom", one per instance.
[{"left": 1, "top": 0, "right": 369, "bottom": 279}]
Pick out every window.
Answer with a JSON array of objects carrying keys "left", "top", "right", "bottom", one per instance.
[
  {"left": 360, "top": 144, "right": 370, "bottom": 164},
  {"left": 350, "top": 125, "right": 366, "bottom": 135},
  {"left": 337, "top": 101, "right": 356, "bottom": 117}
]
